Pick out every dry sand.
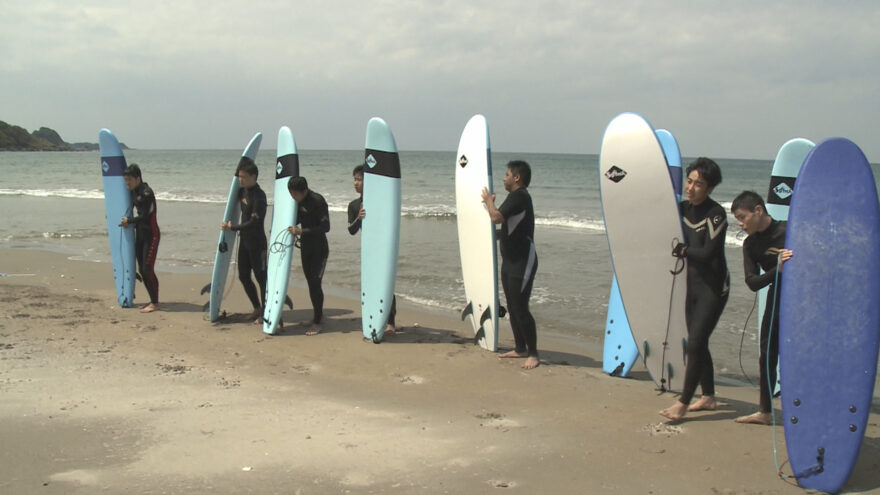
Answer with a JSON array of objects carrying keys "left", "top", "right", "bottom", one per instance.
[{"left": 1, "top": 248, "right": 878, "bottom": 494}]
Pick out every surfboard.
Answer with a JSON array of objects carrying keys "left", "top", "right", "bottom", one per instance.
[
  {"left": 262, "top": 127, "right": 299, "bottom": 334},
  {"left": 361, "top": 118, "right": 401, "bottom": 343},
  {"left": 602, "top": 128, "right": 683, "bottom": 377},
  {"left": 455, "top": 114, "right": 499, "bottom": 351},
  {"left": 757, "top": 138, "right": 814, "bottom": 393},
  {"left": 779, "top": 137, "right": 880, "bottom": 494},
  {"left": 599, "top": 113, "right": 688, "bottom": 391},
  {"left": 207, "top": 132, "right": 262, "bottom": 322},
  {"left": 98, "top": 128, "right": 136, "bottom": 308}
]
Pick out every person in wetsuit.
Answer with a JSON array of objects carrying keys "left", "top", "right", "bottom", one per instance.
[
  {"left": 731, "top": 190, "right": 793, "bottom": 425},
  {"left": 221, "top": 157, "right": 268, "bottom": 324},
  {"left": 660, "top": 157, "right": 730, "bottom": 421},
  {"left": 481, "top": 160, "right": 540, "bottom": 370},
  {"left": 347, "top": 164, "right": 397, "bottom": 334},
  {"left": 122, "top": 164, "right": 160, "bottom": 313},
  {"left": 287, "top": 176, "right": 330, "bottom": 335}
]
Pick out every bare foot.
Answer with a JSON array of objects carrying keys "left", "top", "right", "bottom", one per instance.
[
  {"left": 688, "top": 396, "right": 717, "bottom": 412},
  {"left": 384, "top": 323, "right": 397, "bottom": 334},
  {"left": 734, "top": 411, "right": 772, "bottom": 425},
  {"left": 659, "top": 401, "right": 688, "bottom": 422},
  {"left": 306, "top": 323, "right": 322, "bottom": 336},
  {"left": 499, "top": 350, "right": 528, "bottom": 358},
  {"left": 140, "top": 303, "right": 158, "bottom": 313},
  {"left": 522, "top": 356, "right": 540, "bottom": 370}
]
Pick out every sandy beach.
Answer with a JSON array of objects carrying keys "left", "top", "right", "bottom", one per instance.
[{"left": 1, "top": 248, "right": 878, "bottom": 494}]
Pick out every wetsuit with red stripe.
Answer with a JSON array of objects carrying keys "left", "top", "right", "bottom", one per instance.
[{"left": 129, "top": 182, "right": 160, "bottom": 304}]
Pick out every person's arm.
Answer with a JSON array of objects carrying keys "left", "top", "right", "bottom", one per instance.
[
  {"left": 482, "top": 187, "right": 504, "bottom": 224},
  {"left": 127, "top": 187, "right": 156, "bottom": 226},
  {"left": 231, "top": 189, "right": 266, "bottom": 232},
  {"left": 301, "top": 196, "right": 330, "bottom": 236},
  {"left": 742, "top": 242, "right": 776, "bottom": 291},
  {"left": 348, "top": 199, "right": 362, "bottom": 235}
]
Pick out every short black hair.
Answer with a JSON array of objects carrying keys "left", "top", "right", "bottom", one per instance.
[
  {"left": 123, "top": 163, "right": 142, "bottom": 179},
  {"left": 353, "top": 164, "right": 364, "bottom": 176},
  {"left": 507, "top": 160, "right": 532, "bottom": 188},
  {"left": 685, "top": 157, "right": 722, "bottom": 188},
  {"left": 731, "top": 190, "right": 765, "bottom": 213},
  {"left": 288, "top": 176, "right": 308, "bottom": 192},
  {"left": 236, "top": 157, "right": 258, "bottom": 178}
]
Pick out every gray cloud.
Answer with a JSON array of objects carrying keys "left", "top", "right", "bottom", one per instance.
[{"left": 1, "top": 1, "right": 878, "bottom": 159}]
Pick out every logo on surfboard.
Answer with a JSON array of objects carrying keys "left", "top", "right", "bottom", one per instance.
[
  {"left": 773, "top": 182, "right": 793, "bottom": 200},
  {"left": 366, "top": 154, "right": 377, "bottom": 168},
  {"left": 102, "top": 161, "right": 110, "bottom": 173},
  {"left": 604, "top": 166, "right": 627, "bottom": 183},
  {"left": 276, "top": 160, "right": 283, "bottom": 176},
  {"left": 459, "top": 155, "right": 468, "bottom": 168}
]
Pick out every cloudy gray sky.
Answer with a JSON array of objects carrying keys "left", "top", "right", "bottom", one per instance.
[{"left": 2, "top": 1, "right": 878, "bottom": 159}]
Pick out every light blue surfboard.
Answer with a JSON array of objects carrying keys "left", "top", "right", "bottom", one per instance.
[
  {"left": 361, "top": 118, "right": 401, "bottom": 343},
  {"left": 780, "top": 137, "right": 880, "bottom": 493},
  {"left": 208, "top": 132, "right": 262, "bottom": 322},
  {"left": 757, "top": 138, "right": 813, "bottom": 394},
  {"left": 98, "top": 129, "right": 136, "bottom": 308},
  {"left": 602, "top": 128, "right": 682, "bottom": 376},
  {"left": 262, "top": 127, "right": 299, "bottom": 334}
]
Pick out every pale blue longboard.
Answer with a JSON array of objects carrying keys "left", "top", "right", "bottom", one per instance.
[
  {"left": 757, "top": 138, "right": 813, "bottom": 394},
  {"left": 207, "top": 132, "right": 262, "bottom": 322},
  {"left": 262, "top": 127, "right": 300, "bottom": 334},
  {"left": 780, "top": 138, "right": 880, "bottom": 493},
  {"left": 602, "top": 128, "right": 681, "bottom": 376},
  {"left": 98, "top": 128, "right": 136, "bottom": 307},
  {"left": 361, "top": 118, "right": 401, "bottom": 343}
]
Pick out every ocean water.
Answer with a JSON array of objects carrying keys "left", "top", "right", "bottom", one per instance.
[{"left": 1, "top": 148, "right": 879, "bottom": 393}]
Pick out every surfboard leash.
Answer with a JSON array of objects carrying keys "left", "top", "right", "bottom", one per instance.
[
  {"left": 660, "top": 236, "right": 687, "bottom": 393},
  {"left": 737, "top": 293, "right": 758, "bottom": 388}
]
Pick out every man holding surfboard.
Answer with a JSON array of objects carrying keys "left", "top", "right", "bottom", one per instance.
[
  {"left": 660, "top": 158, "right": 730, "bottom": 421},
  {"left": 348, "top": 164, "right": 397, "bottom": 334},
  {"left": 287, "top": 176, "right": 330, "bottom": 336},
  {"left": 731, "top": 191, "right": 792, "bottom": 425},
  {"left": 481, "top": 160, "right": 539, "bottom": 370},
  {"left": 221, "top": 158, "right": 268, "bottom": 324},
  {"left": 121, "top": 164, "right": 160, "bottom": 313}
]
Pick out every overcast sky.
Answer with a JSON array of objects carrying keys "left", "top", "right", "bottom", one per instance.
[{"left": 1, "top": 1, "right": 878, "bottom": 159}]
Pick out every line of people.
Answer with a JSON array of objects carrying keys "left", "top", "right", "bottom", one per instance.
[{"left": 119, "top": 155, "right": 788, "bottom": 418}]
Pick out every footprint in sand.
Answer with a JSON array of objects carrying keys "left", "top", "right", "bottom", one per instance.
[
  {"left": 395, "top": 374, "right": 425, "bottom": 384},
  {"left": 642, "top": 422, "right": 683, "bottom": 436}
]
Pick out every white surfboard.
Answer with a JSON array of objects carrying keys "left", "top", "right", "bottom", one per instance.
[
  {"left": 455, "top": 114, "right": 499, "bottom": 351},
  {"left": 207, "top": 132, "right": 262, "bottom": 322},
  {"left": 262, "top": 127, "right": 299, "bottom": 334},
  {"left": 361, "top": 118, "right": 401, "bottom": 343},
  {"left": 599, "top": 112, "right": 687, "bottom": 392}
]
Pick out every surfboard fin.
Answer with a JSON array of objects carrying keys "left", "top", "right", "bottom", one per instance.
[
  {"left": 461, "top": 301, "right": 474, "bottom": 321},
  {"left": 371, "top": 329, "right": 381, "bottom": 344},
  {"left": 499, "top": 306, "right": 507, "bottom": 318},
  {"left": 642, "top": 340, "right": 650, "bottom": 358},
  {"left": 610, "top": 362, "right": 625, "bottom": 377},
  {"left": 200, "top": 282, "right": 212, "bottom": 295},
  {"left": 285, "top": 296, "right": 294, "bottom": 310},
  {"left": 479, "top": 307, "right": 492, "bottom": 327},
  {"left": 202, "top": 301, "right": 210, "bottom": 312},
  {"left": 474, "top": 326, "right": 485, "bottom": 345},
  {"left": 135, "top": 273, "right": 143, "bottom": 282}
]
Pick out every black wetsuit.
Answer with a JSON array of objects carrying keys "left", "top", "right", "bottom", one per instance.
[
  {"left": 129, "top": 182, "right": 160, "bottom": 304},
  {"left": 348, "top": 196, "right": 396, "bottom": 326},
  {"left": 498, "top": 188, "right": 538, "bottom": 358},
  {"left": 742, "top": 219, "right": 786, "bottom": 413},
  {"left": 230, "top": 184, "right": 268, "bottom": 311},
  {"left": 298, "top": 190, "right": 330, "bottom": 324},
  {"left": 679, "top": 198, "right": 730, "bottom": 404}
]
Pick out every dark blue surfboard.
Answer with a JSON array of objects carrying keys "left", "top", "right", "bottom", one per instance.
[{"left": 779, "top": 137, "right": 880, "bottom": 493}]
